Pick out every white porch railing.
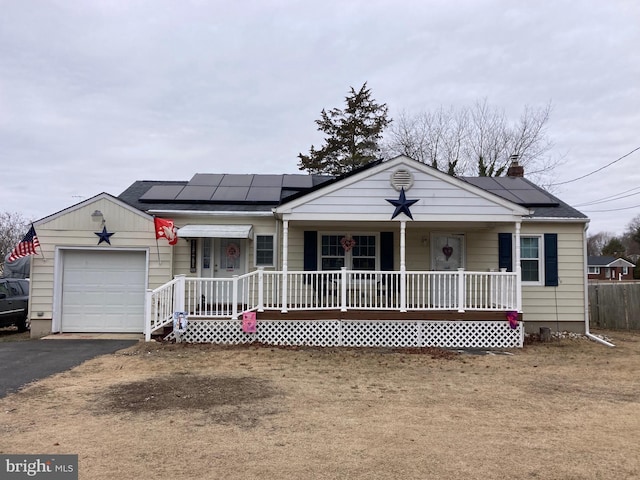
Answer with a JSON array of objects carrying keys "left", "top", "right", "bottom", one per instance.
[
  {"left": 145, "top": 267, "right": 519, "bottom": 339},
  {"left": 144, "top": 275, "right": 185, "bottom": 341}
]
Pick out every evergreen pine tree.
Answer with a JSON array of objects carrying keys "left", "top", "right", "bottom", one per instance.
[{"left": 298, "top": 83, "right": 391, "bottom": 175}]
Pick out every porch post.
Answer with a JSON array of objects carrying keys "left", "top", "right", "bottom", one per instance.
[
  {"left": 174, "top": 274, "right": 186, "bottom": 312},
  {"left": 515, "top": 221, "right": 522, "bottom": 312},
  {"left": 400, "top": 221, "right": 407, "bottom": 312},
  {"left": 231, "top": 275, "right": 239, "bottom": 320},
  {"left": 281, "top": 219, "right": 289, "bottom": 313},
  {"left": 144, "top": 289, "right": 152, "bottom": 342},
  {"left": 340, "top": 266, "right": 348, "bottom": 312},
  {"left": 257, "top": 267, "right": 264, "bottom": 312},
  {"left": 457, "top": 268, "right": 465, "bottom": 313}
]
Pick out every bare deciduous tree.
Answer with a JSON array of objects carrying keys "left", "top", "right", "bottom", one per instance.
[
  {"left": 621, "top": 214, "right": 640, "bottom": 257},
  {"left": 0, "top": 211, "right": 31, "bottom": 275},
  {"left": 382, "top": 107, "right": 469, "bottom": 175},
  {"left": 384, "top": 99, "right": 560, "bottom": 185},
  {"left": 587, "top": 231, "right": 616, "bottom": 256}
]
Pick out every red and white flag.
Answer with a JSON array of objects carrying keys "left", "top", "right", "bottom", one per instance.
[
  {"left": 8, "top": 225, "right": 41, "bottom": 262},
  {"left": 154, "top": 217, "right": 178, "bottom": 245}
]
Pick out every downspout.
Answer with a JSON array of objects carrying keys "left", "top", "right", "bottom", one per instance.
[{"left": 582, "top": 223, "right": 615, "bottom": 347}]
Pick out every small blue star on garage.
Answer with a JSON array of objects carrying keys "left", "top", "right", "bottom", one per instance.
[
  {"left": 95, "top": 226, "right": 115, "bottom": 245},
  {"left": 386, "top": 187, "right": 418, "bottom": 220}
]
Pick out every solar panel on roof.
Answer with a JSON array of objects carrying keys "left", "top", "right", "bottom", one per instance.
[
  {"left": 140, "top": 185, "right": 185, "bottom": 201},
  {"left": 251, "top": 175, "right": 283, "bottom": 187},
  {"left": 482, "top": 189, "right": 523, "bottom": 204},
  {"left": 211, "top": 186, "right": 249, "bottom": 201},
  {"left": 463, "top": 177, "right": 558, "bottom": 206},
  {"left": 175, "top": 186, "right": 217, "bottom": 201},
  {"left": 245, "top": 187, "right": 282, "bottom": 202},
  {"left": 282, "top": 175, "right": 314, "bottom": 188},
  {"left": 220, "top": 175, "right": 254, "bottom": 187},
  {"left": 510, "top": 189, "right": 557, "bottom": 205},
  {"left": 462, "top": 177, "right": 500, "bottom": 189},
  {"left": 188, "top": 174, "right": 224, "bottom": 186}
]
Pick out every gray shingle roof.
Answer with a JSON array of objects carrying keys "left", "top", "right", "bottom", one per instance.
[
  {"left": 118, "top": 162, "right": 586, "bottom": 220},
  {"left": 588, "top": 256, "right": 636, "bottom": 267},
  {"left": 461, "top": 176, "right": 587, "bottom": 219}
]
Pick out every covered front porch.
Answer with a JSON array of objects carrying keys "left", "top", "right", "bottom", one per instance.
[{"left": 145, "top": 267, "right": 524, "bottom": 348}]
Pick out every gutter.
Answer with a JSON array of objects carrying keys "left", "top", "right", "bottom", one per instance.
[
  {"left": 147, "top": 209, "right": 274, "bottom": 217},
  {"left": 583, "top": 224, "right": 615, "bottom": 347}
]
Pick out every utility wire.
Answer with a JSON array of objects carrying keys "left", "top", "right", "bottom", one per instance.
[
  {"left": 551, "top": 145, "right": 640, "bottom": 186},
  {"left": 575, "top": 186, "right": 640, "bottom": 207},
  {"left": 581, "top": 203, "right": 640, "bottom": 213}
]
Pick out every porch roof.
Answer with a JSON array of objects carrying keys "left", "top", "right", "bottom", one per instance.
[{"left": 177, "top": 224, "right": 254, "bottom": 239}]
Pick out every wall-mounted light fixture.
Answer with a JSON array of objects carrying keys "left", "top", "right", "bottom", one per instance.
[{"left": 91, "top": 210, "right": 105, "bottom": 225}]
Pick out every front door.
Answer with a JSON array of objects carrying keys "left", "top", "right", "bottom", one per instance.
[
  {"left": 431, "top": 234, "right": 464, "bottom": 271},
  {"left": 200, "top": 238, "right": 247, "bottom": 309},
  {"left": 430, "top": 234, "right": 465, "bottom": 308},
  {"left": 217, "top": 238, "right": 246, "bottom": 278},
  {"left": 200, "top": 238, "right": 247, "bottom": 278}
]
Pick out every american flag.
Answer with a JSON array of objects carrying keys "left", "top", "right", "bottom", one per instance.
[{"left": 8, "top": 225, "right": 41, "bottom": 262}]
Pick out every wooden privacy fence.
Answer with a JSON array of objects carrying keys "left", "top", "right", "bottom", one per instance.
[{"left": 589, "top": 282, "right": 640, "bottom": 330}]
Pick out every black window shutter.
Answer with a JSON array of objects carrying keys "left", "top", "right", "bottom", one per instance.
[
  {"left": 544, "top": 233, "right": 559, "bottom": 286},
  {"left": 498, "top": 233, "right": 513, "bottom": 272},
  {"left": 380, "top": 232, "right": 394, "bottom": 271},
  {"left": 303, "top": 231, "right": 317, "bottom": 271}
]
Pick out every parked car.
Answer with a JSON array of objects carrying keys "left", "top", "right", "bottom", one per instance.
[{"left": 0, "top": 278, "right": 30, "bottom": 332}]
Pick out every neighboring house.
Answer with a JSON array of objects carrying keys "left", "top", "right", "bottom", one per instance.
[
  {"left": 587, "top": 256, "right": 636, "bottom": 281},
  {"left": 28, "top": 156, "right": 589, "bottom": 348}
]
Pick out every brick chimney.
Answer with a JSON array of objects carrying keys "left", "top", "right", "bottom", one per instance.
[{"left": 507, "top": 154, "right": 524, "bottom": 177}]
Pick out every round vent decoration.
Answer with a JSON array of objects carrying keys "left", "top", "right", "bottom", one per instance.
[{"left": 390, "top": 168, "right": 414, "bottom": 191}]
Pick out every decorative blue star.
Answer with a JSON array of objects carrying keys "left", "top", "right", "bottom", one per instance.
[
  {"left": 386, "top": 188, "right": 419, "bottom": 220},
  {"left": 95, "top": 226, "right": 115, "bottom": 245}
]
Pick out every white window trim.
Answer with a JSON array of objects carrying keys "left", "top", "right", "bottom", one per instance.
[
  {"left": 622, "top": 267, "right": 629, "bottom": 275},
  {"left": 254, "top": 234, "right": 276, "bottom": 268},
  {"left": 588, "top": 266, "right": 600, "bottom": 274},
  {"left": 319, "top": 231, "right": 380, "bottom": 271},
  {"left": 519, "top": 234, "right": 544, "bottom": 286}
]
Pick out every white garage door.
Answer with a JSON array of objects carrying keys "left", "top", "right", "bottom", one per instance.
[{"left": 61, "top": 250, "right": 147, "bottom": 333}]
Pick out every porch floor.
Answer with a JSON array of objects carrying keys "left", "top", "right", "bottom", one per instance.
[{"left": 254, "top": 309, "right": 522, "bottom": 322}]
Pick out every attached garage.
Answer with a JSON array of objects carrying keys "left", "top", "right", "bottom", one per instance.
[{"left": 60, "top": 249, "right": 147, "bottom": 333}]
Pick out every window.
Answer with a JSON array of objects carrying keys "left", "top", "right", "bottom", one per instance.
[
  {"left": 202, "top": 238, "right": 211, "bottom": 269},
  {"left": 520, "top": 236, "right": 542, "bottom": 284},
  {"left": 622, "top": 267, "right": 629, "bottom": 276},
  {"left": 321, "top": 233, "right": 377, "bottom": 270},
  {"left": 588, "top": 266, "right": 600, "bottom": 274},
  {"left": 352, "top": 235, "right": 376, "bottom": 270},
  {"left": 255, "top": 235, "right": 274, "bottom": 266},
  {"left": 321, "top": 235, "right": 345, "bottom": 270}
]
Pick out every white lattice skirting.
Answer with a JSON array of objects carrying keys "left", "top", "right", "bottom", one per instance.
[{"left": 167, "top": 320, "right": 524, "bottom": 349}]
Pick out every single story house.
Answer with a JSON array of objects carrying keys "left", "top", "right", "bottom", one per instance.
[
  {"left": 587, "top": 256, "right": 636, "bottom": 281},
  {"left": 28, "top": 155, "right": 591, "bottom": 348}
]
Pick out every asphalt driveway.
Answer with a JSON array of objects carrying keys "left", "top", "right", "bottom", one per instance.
[{"left": 0, "top": 339, "right": 138, "bottom": 398}]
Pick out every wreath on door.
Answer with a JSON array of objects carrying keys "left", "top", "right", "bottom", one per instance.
[{"left": 226, "top": 242, "right": 240, "bottom": 259}]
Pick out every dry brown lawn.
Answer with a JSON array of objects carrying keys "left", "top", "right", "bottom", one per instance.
[{"left": 1, "top": 330, "right": 639, "bottom": 479}]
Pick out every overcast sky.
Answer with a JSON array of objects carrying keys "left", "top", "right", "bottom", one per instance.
[{"left": 1, "top": 0, "right": 638, "bottom": 235}]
